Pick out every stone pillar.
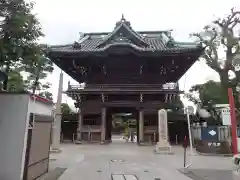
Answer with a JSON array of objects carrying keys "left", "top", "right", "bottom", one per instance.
[
  {"left": 155, "top": 109, "right": 172, "bottom": 154},
  {"left": 101, "top": 107, "right": 106, "bottom": 144},
  {"left": 51, "top": 72, "right": 63, "bottom": 153},
  {"left": 76, "top": 108, "right": 83, "bottom": 144},
  {"left": 139, "top": 110, "right": 144, "bottom": 143}
]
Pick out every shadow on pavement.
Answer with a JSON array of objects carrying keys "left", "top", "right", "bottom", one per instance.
[{"left": 180, "top": 169, "right": 236, "bottom": 180}]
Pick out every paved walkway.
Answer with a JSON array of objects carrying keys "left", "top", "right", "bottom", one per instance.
[{"left": 49, "top": 139, "right": 238, "bottom": 180}]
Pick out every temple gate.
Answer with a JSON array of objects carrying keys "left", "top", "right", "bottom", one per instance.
[{"left": 48, "top": 15, "right": 203, "bottom": 145}]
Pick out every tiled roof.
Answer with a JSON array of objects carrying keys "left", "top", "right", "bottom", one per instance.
[
  {"left": 31, "top": 94, "right": 54, "bottom": 105},
  {"left": 49, "top": 15, "right": 202, "bottom": 54}
]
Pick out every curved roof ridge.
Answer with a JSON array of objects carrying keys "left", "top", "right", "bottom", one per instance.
[
  {"left": 98, "top": 42, "right": 154, "bottom": 52},
  {"left": 97, "top": 16, "right": 150, "bottom": 48}
]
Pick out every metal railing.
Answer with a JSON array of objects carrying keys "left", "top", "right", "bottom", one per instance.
[
  {"left": 68, "top": 83, "right": 179, "bottom": 90},
  {"left": 192, "top": 126, "right": 240, "bottom": 141}
]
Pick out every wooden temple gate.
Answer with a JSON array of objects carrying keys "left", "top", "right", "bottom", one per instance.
[
  {"left": 61, "top": 108, "right": 190, "bottom": 145},
  {"left": 47, "top": 16, "right": 203, "bottom": 145}
]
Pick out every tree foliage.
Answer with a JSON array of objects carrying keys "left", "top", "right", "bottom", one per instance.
[
  {"left": 24, "top": 50, "right": 54, "bottom": 94},
  {"left": 6, "top": 70, "right": 26, "bottom": 92},
  {"left": 187, "top": 80, "right": 225, "bottom": 107},
  {"left": 185, "top": 81, "right": 226, "bottom": 124},
  {"left": 0, "top": 0, "right": 43, "bottom": 73},
  {"left": 39, "top": 91, "right": 53, "bottom": 101},
  {"left": 61, "top": 103, "right": 72, "bottom": 114},
  {"left": 0, "top": 1, "right": 54, "bottom": 99},
  {"left": 191, "top": 8, "right": 240, "bottom": 103}
]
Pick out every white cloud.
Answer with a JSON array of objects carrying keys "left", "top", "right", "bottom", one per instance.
[{"left": 32, "top": 0, "right": 240, "bottom": 108}]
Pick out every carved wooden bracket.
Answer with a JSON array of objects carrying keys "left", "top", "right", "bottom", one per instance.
[
  {"left": 140, "top": 93, "right": 144, "bottom": 102},
  {"left": 101, "top": 94, "right": 105, "bottom": 102}
]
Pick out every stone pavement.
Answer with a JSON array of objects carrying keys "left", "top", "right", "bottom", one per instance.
[
  {"left": 48, "top": 139, "right": 238, "bottom": 180},
  {"left": 183, "top": 169, "right": 239, "bottom": 180}
]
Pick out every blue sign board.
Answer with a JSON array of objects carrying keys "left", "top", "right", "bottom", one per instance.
[{"left": 201, "top": 127, "right": 219, "bottom": 141}]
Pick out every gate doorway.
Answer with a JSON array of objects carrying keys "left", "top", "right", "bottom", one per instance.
[
  {"left": 61, "top": 114, "right": 78, "bottom": 143},
  {"left": 106, "top": 107, "right": 139, "bottom": 144},
  {"left": 168, "top": 120, "right": 188, "bottom": 145}
]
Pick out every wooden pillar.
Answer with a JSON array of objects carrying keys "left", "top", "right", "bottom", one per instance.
[
  {"left": 76, "top": 107, "right": 83, "bottom": 144},
  {"left": 165, "top": 94, "right": 169, "bottom": 103},
  {"left": 101, "top": 107, "right": 106, "bottom": 144},
  {"left": 139, "top": 110, "right": 144, "bottom": 143}
]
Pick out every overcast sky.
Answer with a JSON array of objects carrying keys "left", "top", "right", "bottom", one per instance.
[{"left": 33, "top": 0, "right": 240, "bottom": 109}]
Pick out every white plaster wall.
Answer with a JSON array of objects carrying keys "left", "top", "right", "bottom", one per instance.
[
  {"left": 28, "top": 99, "right": 53, "bottom": 116},
  {"left": 0, "top": 94, "right": 30, "bottom": 180}
]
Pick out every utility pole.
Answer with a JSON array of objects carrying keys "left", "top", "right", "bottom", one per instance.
[
  {"left": 228, "top": 88, "right": 238, "bottom": 155},
  {"left": 51, "top": 71, "right": 63, "bottom": 152}
]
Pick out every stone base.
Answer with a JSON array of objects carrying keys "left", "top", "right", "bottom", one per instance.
[
  {"left": 100, "top": 141, "right": 107, "bottom": 145},
  {"left": 75, "top": 140, "right": 82, "bottom": 144},
  {"left": 50, "top": 148, "right": 62, "bottom": 154},
  {"left": 155, "top": 142, "right": 172, "bottom": 154},
  {"left": 179, "top": 168, "right": 190, "bottom": 174},
  {"left": 232, "top": 171, "right": 240, "bottom": 180}
]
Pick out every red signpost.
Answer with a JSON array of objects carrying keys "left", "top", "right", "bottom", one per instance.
[{"left": 228, "top": 88, "right": 238, "bottom": 155}]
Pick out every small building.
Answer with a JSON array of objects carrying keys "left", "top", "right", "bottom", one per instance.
[{"left": 0, "top": 92, "right": 54, "bottom": 180}]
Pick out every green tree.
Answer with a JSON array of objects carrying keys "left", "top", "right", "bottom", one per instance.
[
  {"left": 61, "top": 103, "right": 72, "bottom": 114},
  {"left": 39, "top": 91, "right": 53, "bottom": 101},
  {"left": 0, "top": 0, "right": 43, "bottom": 74},
  {"left": 6, "top": 70, "right": 26, "bottom": 92},
  {"left": 187, "top": 80, "right": 225, "bottom": 108},
  {"left": 191, "top": 8, "right": 240, "bottom": 103},
  {"left": 23, "top": 46, "right": 54, "bottom": 94},
  {"left": 186, "top": 81, "right": 226, "bottom": 124}
]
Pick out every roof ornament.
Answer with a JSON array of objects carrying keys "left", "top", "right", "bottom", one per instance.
[
  {"left": 68, "top": 81, "right": 71, "bottom": 89},
  {"left": 115, "top": 14, "right": 131, "bottom": 28},
  {"left": 73, "top": 41, "right": 81, "bottom": 49},
  {"left": 162, "top": 30, "right": 175, "bottom": 47},
  {"left": 167, "top": 38, "right": 175, "bottom": 47},
  {"left": 121, "top": 14, "right": 126, "bottom": 21},
  {"left": 78, "top": 32, "right": 84, "bottom": 40}
]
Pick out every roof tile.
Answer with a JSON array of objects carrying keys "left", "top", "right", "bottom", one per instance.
[{"left": 50, "top": 16, "right": 201, "bottom": 54}]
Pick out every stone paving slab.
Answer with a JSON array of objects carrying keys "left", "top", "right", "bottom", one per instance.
[
  {"left": 37, "top": 168, "right": 66, "bottom": 180},
  {"left": 57, "top": 144, "right": 193, "bottom": 180},
  {"left": 49, "top": 142, "right": 238, "bottom": 180}
]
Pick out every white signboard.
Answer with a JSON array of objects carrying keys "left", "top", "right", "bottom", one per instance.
[
  {"left": 208, "top": 130, "right": 217, "bottom": 136},
  {"left": 221, "top": 108, "right": 231, "bottom": 125},
  {"left": 162, "top": 83, "right": 176, "bottom": 89}
]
